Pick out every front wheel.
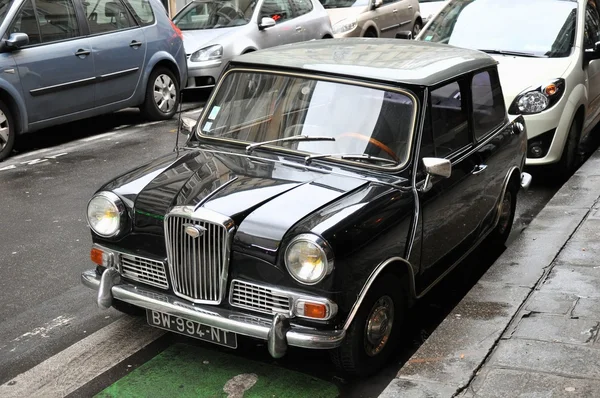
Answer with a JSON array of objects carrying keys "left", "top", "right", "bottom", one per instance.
[
  {"left": 140, "top": 67, "right": 180, "bottom": 121},
  {"left": 412, "top": 21, "right": 422, "bottom": 38},
  {"left": 488, "top": 181, "right": 518, "bottom": 248},
  {"left": 555, "top": 118, "right": 582, "bottom": 181},
  {"left": 0, "top": 100, "right": 15, "bottom": 161},
  {"left": 330, "top": 275, "right": 405, "bottom": 377}
]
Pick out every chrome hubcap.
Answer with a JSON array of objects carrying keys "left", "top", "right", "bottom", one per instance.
[
  {"left": 153, "top": 74, "right": 176, "bottom": 113},
  {"left": 0, "top": 110, "right": 9, "bottom": 151},
  {"left": 364, "top": 296, "right": 394, "bottom": 357},
  {"left": 498, "top": 191, "right": 512, "bottom": 234}
]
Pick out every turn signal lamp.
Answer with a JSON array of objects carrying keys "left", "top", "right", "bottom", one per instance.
[
  {"left": 544, "top": 83, "right": 558, "bottom": 96},
  {"left": 91, "top": 247, "right": 113, "bottom": 268},
  {"left": 295, "top": 300, "right": 328, "bottom": 319}
]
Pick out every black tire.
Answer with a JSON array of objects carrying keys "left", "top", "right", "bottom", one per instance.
[
  {"left": 112, "top": 299, "right": 145, "bottom": 316},
  {"left": 330, "top": 275, "right": 405, "bottom": 377},
  {"left": 363, "top": 29, "right": 377, "bottom": 38},
  {"left": 555, "top": 117, "right": 582, "bottom": 181},
  {"left": 412, "top": 20, "right": 422, "bottom": 39},
  {"left": 488, "top": 181, "right": 518, "bottom": 247},
  {"left": 0, "top": 100, "right": 15, "bottom": 162},
  {"left": 140, "top": 67, "right": 180, "bottom": 121}
]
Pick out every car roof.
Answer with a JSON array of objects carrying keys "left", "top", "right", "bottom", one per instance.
[{"left": 231, "top": 38, "right": 497, "bottom": 87}]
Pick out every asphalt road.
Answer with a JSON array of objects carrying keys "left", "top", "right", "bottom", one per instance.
[{"left": 0, "top": 99, "right": 572, "bottom": 397}]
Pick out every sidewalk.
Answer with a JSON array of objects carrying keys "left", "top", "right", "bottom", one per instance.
[{"left": 381, "top": 149, "right": 600, "bottom": 397}]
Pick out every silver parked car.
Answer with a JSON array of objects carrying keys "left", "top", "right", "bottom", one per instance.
[
  {"left": 173, "top": 0, "right": 333, "bottom": 89},
  {"left": 0, "top": 0, "right": 187, "bottom": 161}
]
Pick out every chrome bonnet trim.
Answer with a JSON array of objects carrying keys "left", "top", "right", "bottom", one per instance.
[{"left": 81, "top": 270, "right": 345, "bottom": 350}]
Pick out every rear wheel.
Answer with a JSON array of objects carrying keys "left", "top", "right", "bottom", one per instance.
[
  {"left": 555, "top": 117, "right": 582, "bottom": 181},
  {"left": 363, "top": 29, "right": 377, "bottom": 38},
  {"left": 488, "top": 181, "right": 518, "bottom": 247},
  {"left": 0, "top": 100, "right": 15, "bottom": 161},
  {"left": 330, "top": 275, "right": 405, "bottom": 377},
  {"left": 140, "top": 67, "right": 180, "bottom": 121},
  {"left": 412, "top": 20, "right": 422, "bottom": 38}
]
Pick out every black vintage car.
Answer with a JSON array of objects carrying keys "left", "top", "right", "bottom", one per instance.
[{"left": 82, "top": 39, "right": 531, "bottom": 376}]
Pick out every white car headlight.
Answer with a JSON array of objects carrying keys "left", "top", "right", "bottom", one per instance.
[
  {"left": 284, "top": 234, "right": 334, "bottom": 285},
  {"left": 191, "top": 44, "right": 223, "bottom": 62},
  {"left": 333, "top": 18, "right": 357, "bottom": 34},
  {"left": 87, "top": 192, "right": 125, "bottom": 238},
  {"left": 509, "top": 79, "right": 565, "bottom": 115}
]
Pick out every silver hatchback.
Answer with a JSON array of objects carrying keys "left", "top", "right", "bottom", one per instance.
[{"left": 173, "top": 0, "right": 333, "bottom": 89}]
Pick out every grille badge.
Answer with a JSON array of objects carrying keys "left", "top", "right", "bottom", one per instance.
[{"left": 184, "top": 223, "right": 206, "bottom": 239}]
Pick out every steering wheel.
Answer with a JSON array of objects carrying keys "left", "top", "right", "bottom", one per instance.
[
  {"left": 338, "top": 132, "right": 399, "bottom": 162},
  {"left": 216, "top": 5, "right": 245, "bottom": 23}
]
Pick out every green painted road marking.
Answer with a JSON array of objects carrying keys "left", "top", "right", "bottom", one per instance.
[{"left": 96, "top": 343, "right": 339, "bottom": 398}]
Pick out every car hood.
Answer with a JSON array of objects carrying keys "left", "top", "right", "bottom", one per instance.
[
  {"left": 181, "top": 27, "right": 243, "bottom": 54},
  {"left": 326, "top": 7, "right": 366, "bottom": 25},
  {"left": 493, "top": 55, "right": 574, "bottom": 108},
  {"left": 103, "top": 147, "right": 401, "bottom": 262}
]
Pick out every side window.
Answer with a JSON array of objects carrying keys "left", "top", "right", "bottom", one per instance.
[
  {"left": 471, "top": 70, "right": 505, "bottom": 140},
  {"left": 122, "top": 0, "right": 155, "bottom": 26},
  {"left": 430, "top": 80, "right": 469, "bottom": 158},
  {"left": 585, "top": 0, "right": 600, "bottom": 50},
  {"left": 260, "top": 0, "right": 293, "bottom": 23},
  {"left": 84, "top": 0, "right": 137, "bottom": 34},
  {"left": 290, "top": 0, "right": 312, "bottom": 16},
  {"left": 10, "top": 0, "right": 80, "bottom": 45}
]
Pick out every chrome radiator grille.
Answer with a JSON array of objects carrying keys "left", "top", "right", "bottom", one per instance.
[
  {"left": 165, "top": 209, "right": 232, "bottom": 304},
  {"left": 230, "top": 280, "right": 291, "bottom": 315},
  {"left": 120, "top": 253, "right": 168, "bottom": 289}
]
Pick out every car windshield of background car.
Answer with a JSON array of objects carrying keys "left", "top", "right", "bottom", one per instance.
[
  {"left": 319, "top": 0, "right": 368, "bottom": 9},
  {"left": 420, "top": 0, "right": 577, "bottom": 58},
  {"left": 196, "top": 72, "right": 415, "bottom": 167},
  {"left": 173, "top": 0, "right": 257, "bottom": 29}
]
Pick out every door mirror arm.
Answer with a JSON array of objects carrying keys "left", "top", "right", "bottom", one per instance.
[
  {"left": 259, "top": 17, "right": 276, "bottom": 30},
  {"left": 418, "top": 157, "right": 452, "bottom": 193}
]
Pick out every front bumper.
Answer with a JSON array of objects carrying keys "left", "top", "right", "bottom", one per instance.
[
  {"left": 185, "top": 59, "right": 225, "bottom": 89},
  {"left": 81, "top": 269, "right": 345, "bottom": 357}
]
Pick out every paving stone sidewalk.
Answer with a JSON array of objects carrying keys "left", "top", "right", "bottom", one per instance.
[{"left": 381, "top": 149, "right": 600, "bottom": 397}]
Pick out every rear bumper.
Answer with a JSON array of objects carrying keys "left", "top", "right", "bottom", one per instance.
[{"left": 81, "top": 269, "right": 345, "bottom": 356}]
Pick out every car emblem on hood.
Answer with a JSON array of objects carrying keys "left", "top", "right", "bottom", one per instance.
[{"left": 183, "top": 223, "right": 206, "bottom": 239}]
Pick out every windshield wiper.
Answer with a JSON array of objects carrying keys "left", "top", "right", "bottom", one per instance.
[
  {"left": 304, "top": 153, "right": 398, "bottom": 166},
  {"left": 477, "top": 49, "right": 544, "bottom": 58},
  {"left": 245, "top": 135, "right": 335, "bottom": 154}
]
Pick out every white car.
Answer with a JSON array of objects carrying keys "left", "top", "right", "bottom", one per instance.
[{"left": 417, "top": 0, "right": 600, "bottom": 177}]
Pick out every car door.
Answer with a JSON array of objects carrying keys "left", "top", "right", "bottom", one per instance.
[
  {"left": 416, "top": 78, "right": 482, "bottom": 291},
  {"left": 373, "top": 0, "right": 400, "bottom": 38},
  {"left": 583, "top": 0, "right": 600, "bottom": 132},
  {"left": 82, "top": 0, "right": 146, "bottom": 107},
  {"left": 7, "top": 0, "right": 95, "bottom": 124},
  {"left": 257, "top": 0, "right": 301, "bottom": 47},
  {"left": 289, "top": 0, "right": 318, "bottom": 40}
]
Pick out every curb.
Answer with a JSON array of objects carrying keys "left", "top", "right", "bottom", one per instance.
[{"left": 379, "top": 150, "right": 600, "bottom": 397}]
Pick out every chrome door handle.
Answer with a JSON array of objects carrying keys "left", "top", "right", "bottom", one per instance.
[
  {"left": 392, "top": 8, "right": 397, "bottom": 12},
  {"left": 408, "top": 4, "right": 412, "bottom": 9},
  {"left": 295, "top": 26, "right": 303, "bottom": 32},
  {"left": 130, "top": 40, "right": 143, "bottom": 48},
  {"left": 75, "top": 49, "right": 91, "bottom": 57},
  {"left": 472, "top": 164, "right": 488, "bottom": 175}
]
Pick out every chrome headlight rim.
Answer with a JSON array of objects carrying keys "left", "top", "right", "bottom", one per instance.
[
  {"left": 284, "top": 233, "right": 335, "bottom": 285},
  {"left": 86, "top": 191, "right": 127, "bottom": 238},
  {"left": 508, "top": 78, "right": 566, "bottom": 115}
]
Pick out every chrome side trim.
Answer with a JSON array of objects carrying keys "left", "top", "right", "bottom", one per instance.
[
  {"left": 98, "top": 67, "right": 140, "bottom": 81},
  {"left": 30, "top": 77, "right": 96, "bottom": 96},
  {"left": 342, "top": 257, "right": 415, "bottom": 331},
  {"left": 81, "top": 270, "right": 346, "bottom": 350},
  {"left": 381, "top": 23, "right": 401, "bottom": 32}
]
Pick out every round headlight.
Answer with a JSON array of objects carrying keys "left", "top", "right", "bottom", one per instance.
[
  {"left": 517, "top": 91, "right": 549, "bottom": 114},
  {"left": 87, "top": 192, "right": 125, "bottom": 238},
  {"left": 284, "top": 234, "right": 334, "bottom": 285}
]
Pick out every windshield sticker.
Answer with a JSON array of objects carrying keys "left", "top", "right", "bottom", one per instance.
[
  {"left": 425, "top": 35, "right": 433, "bottom": 41},
  {"left": 208, "top": 106, "right": 220, "bottom": 120},
  {"left": 203, "top": 121, "right": 213, "bottom": 132}
]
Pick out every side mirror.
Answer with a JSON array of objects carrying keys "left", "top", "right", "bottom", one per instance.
[
  {"left": 5, "top": 33, "right": 29, "bottom": 50},
  {"left": 372, "top": 0, "right": 382, "bottom": 9},
  {"left": 180, "top": 116, "right": 198, "bottom": 135},
  {"left": 584, "top": 41, "right": 600, "bottom": 62},
  {"left": 395, "top": 31, "right": 413, "bottom": 40},
  {"left": 420, "top": 157, "right": 451, "bottom": 193},
  {"left": 259, "top": 17, "right": 276, "bottom": 30}
]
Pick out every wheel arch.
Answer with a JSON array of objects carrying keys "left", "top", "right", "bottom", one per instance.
[
  {"left": 0, "top": 83, "right": 28, "bottom": 135},
  {"left": 361, "top": 22, "right": 379, "bottom": 37},
  {"left": 139, "top": 52, "right": 184, "bottom": 103},
  {"left": 342, "top": 257, "right": 416, "bottom": 331}
]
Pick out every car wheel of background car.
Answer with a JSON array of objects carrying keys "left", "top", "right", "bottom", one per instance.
[
  {"left": 141, "top": 67, "right": 180, "bottom": 121},
  {"left": 363, "top": 29, "right": 377, "bottom": 38},
  {"left": 412, "top": 20, "right": 422, "bottom": 38},
  {"left": 330, "top": 274, "right": 406, "bottom": 377},
  {"left": 488, "top": 180, "right": 517, "bottom": 247},
  {"left": 555, "top": 117, "right": 582, "bottom": 181},
  {"left": 0, "top": 100, "right": 15, "bottom": 162},
  {"left": 112, "top": 299, "right": 145, "bottom": 316}
]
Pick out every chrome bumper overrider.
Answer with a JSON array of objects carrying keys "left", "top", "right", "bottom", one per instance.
[
  {"left": 521, "top": 172, "right": 532, "bottom": 190},
  {"left": 81, "top": 269, "right": 345, "bottom": 358}
]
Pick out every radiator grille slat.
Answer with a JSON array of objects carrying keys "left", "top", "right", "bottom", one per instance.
[
  {"left": 230, "top": 280, "right": 291, "bottom": 315},
  {"left": 165, "top": 213, "right": 230, "bottom": 304},
  {"left": 120, "top": 254, "right": 168, "bottom": 289}
]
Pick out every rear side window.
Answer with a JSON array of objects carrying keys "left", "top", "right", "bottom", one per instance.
[
  {"left": 430, "top": 80, "right": 469, "bottom": 158},
  {"left": 83, "top": 0, "right": 137, "bottom": 34},
  {"left": 123, "top": 0, "right": 155, "bottom": 26},
  {"left": 471, "top": 70, "right": 505, "bottom": 140},
  {"left": 260, "top": 0, "right": 293, "bottom": 23},
  {"left": 291, "top": 0, "right": 312, "bottom": 16},
  {"left": 9, "top": 0, "right": 80, "bottom": 45}
]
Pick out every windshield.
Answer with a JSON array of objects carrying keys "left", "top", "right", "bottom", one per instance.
[
  {"left": 197, "top": 72, "right": 416, "bottom": 168},
  {"left": 173, "top": 0, "right": 257, "bottom": 30},
  {"left": 419, "top": 0, "right": 577, "bottom": 58},
  {"left": 319, "top": 0, "right": 369, "bottom": 9}
]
